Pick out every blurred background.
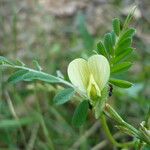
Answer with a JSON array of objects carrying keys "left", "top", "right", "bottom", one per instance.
[{"left": 0, "top": 0, "right": 150, "bottom": 149}]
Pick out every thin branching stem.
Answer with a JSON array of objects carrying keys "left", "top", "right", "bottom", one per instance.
[{"left": 100, "top": 113, "right": 135, "bottom": 148}]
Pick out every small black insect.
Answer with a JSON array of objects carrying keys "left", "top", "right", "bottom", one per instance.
[
  {"left": 88, "top": 102, "right": 93, "bottom": 110},
  {"left": 109, "top": 84, "right": 113, "bottom": 97}
]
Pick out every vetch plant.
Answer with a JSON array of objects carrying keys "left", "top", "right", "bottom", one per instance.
[
  {"left": 0, "top": 6, "right": 150, "bottom": 149},
  {"left": 68, "top": 55, "right": 110, "bottom": 119},
  {"left": 68, "top": 55, "right": 110, "bottom": 98}
]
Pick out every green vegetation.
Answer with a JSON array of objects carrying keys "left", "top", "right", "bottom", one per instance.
[{"left": 0, "top": 1, "right": 150, "bottom": 149}]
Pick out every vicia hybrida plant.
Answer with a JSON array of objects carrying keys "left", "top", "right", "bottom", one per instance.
[
  {"left": 68, "top": 55, "right": 110, "bottom": 118},
  {"left": 0, "top": 6, "right": 149, "bottom": 149}
]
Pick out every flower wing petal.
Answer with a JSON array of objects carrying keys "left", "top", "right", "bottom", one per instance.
[
  {"left": 67, "top": 58, "right": 90, "bottom": 93},
  {"left": 88, "top": 55, "right": 110, "bottom": 90}
]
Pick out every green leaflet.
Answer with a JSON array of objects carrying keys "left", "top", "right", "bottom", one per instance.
[
  {"left": 72, "top": 100, "right": 89, "bottom": 127},
  {"left": 119, "top": 28, "right": 136, "bottom": 43},
  {"left": 104, "top": 33, "right": 114, "bottom": 54},
  {"left": 0, "top": 56, "right": 14, "bottom": 65},
  {"left": 113, "top": 47, "right": 133, "bottom": 63},
  {"left": 111, "top": 62, "right": 132, "bottom": 74},
  {"left": 123, "top": 6, "right": 136, "bottom": 29},
  {"left": 8, "top": 70, "right": 61, "bottom": 84},
  {"left": 109, "top": 78, "right": 133, "bottom": 88},
  {"left": 112, "top": 18, "right": 120, "bottom": 36},
  {"left": 22, "top": 71, "right": 60, "bottom": 83},
  {"left": 8, "top": 70, "right": 29, "bottom": 83},
  {"left": 97, "top": 41, "right": 108, "bottom": 58},
  {"left": 53, "top": 88, "right": 75, "bottom": 105},
  {"left": 116, "top": 38, "right": 132, "bottom": 55},
  {"left": 1, "top": 57, "right": 73, "bottom": 88},
  {"left": 110, "top": 31, "right": 116, "bottom": 47}
]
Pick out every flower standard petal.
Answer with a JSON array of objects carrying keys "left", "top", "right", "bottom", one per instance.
[
  {"left": 88, "top": 55, "right": 110, "bottom": 91},
  {"left": 67, "top": 58, "right": 90, "bottom": 93}
]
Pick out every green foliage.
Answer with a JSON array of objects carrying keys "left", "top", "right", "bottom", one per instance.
[
  {"left": 8, "top": 70, "right": 29, "bottom": 83},
  {"left": 110, "top": 31, "right": 116, "bottom": 46},
  {"left": 111, "top": 62, "right": 132, "bottom": 74},
  {"left": 109, "top": 78, "right": 133, "bottom": 88},
  {"left": 53, "top": 88, "right": 75, "bottom": 105},
  {"left": 8, "top": 69, "right": 60, "bottom": 84},
  {"left": 112, "top": 18, "right": 120, "bottom": 36},
  {"left": 104, "top": 33, "right": 113, "bottom": 54},
  {"left": 112, "top": 47, "right": 133, "bottom": 63},
  {"left": 1, "top": 3, "right": 149, "bottom": 149},
  {"left": 118, "top": 28, "right": 136, "bottom": 43},
  {"left": 116, "top": 38, "right": 132, "bottom": 54},
  {"left": 0, "top": 56, "right": 14, "bottom": 65},
  {"left": 97, "top": 41, "right": 108, "bottom": 58},
  {"left": 96, "top": 11, "right": 136, "bottom": 88},
  {"left": 72, "top": 100, "right": 89, "bottom": 127},
  {"left": 20, "top": 71, "right": 60, "bottom": 83},
  {"left": 123, "top": 6, "right": 136, "bottom": 29},
  {"left": 143, "top": 145, "right": 150, "bottom": 150},
  {"left": 93, "top": 87, "right": 108, "bottom": 119},
  {"left": 0, "top": 9, "right": 137, "bottom": 134},
  {"left": 0, "top": 57, "right": 69, "bottom": 85}
]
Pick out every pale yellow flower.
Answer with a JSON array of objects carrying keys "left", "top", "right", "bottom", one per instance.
[{"left": 67, "top": 55, "right": 110, "bottom": 99}]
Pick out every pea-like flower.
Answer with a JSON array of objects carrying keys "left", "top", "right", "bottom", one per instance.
[{"left": 67, "top": 55, "right": 110, "bottom": 100}]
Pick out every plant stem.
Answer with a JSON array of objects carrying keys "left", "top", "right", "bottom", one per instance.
[
  {"left": 104, "top": 103, "right": 150, "bottom": 144},
  {"left": 1, "top": 64, "right": 90, "bottom": 100},
  {"left": 100, "top": 113, "right": 134, "bottom": 148}
]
